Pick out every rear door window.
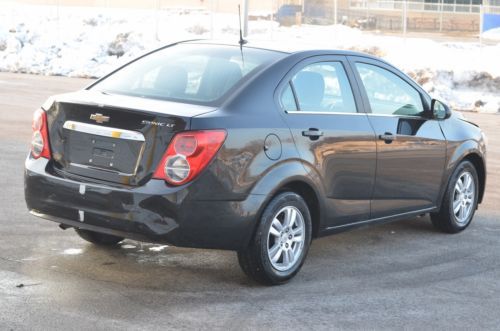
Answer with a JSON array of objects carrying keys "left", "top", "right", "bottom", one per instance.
[{"left": 282, "top": 62, "right": 357, "bottom": 113}]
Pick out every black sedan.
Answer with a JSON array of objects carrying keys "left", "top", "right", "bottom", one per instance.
[{"left": 25, "top": 41, "right": 487, "bottom": 285}]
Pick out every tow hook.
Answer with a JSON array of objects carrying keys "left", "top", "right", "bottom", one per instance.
[{"left": 59, "top": 223, "right": 71, "bottom": 230}]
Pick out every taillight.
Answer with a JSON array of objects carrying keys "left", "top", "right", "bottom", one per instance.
[
  {"left": 31, "top": 109, "right": 51, "bottom": 159},
  {"left": 153, "top": 130, "right": 226, "bottom": 185}
]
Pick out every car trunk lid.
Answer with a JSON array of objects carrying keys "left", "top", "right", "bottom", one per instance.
[{"left": 45, "top": 90, "right": 216, "bottom": 186}]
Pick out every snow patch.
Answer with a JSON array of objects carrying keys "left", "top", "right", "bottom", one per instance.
[
  {"left": 62, "top": 248, "right": 83, "bottom": 255},
  {"left": 483, "top": 27, "right": 500, "bottom": 41},
  {"left": 1, "top": 4, "right": 499, "bottom": 112},
  {"left": 149, "top": 245, "right": 169, "bottom": 252}
]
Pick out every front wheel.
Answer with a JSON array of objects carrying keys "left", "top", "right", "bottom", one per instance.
[
  {"left": 237, "top": 192, "right": 312, "bottom": 285},
  {"left": 431, "top": 160, "right": 479, "bottom": 233}
]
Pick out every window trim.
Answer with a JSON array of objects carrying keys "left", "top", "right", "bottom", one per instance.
[
  {"left": 285, "top": 110, "right": 368, "bottom": 116},
  {"left": 346, "top": 56, "right": 432, "bottom": 118},
  {"left": 280, "top": 82, "right": 300, "bottom": 112},
  {"left": 274, "top": 55, "right": 365, "bottom": 116},
  {"left": 289, "top": 81, "right": 300, "bottom": 111},
  {"left": 287, "top": 61, "right": 358, "bottom": 114},
  {"left": 353, "top": 62, "right": 425, "bottom": 117}
]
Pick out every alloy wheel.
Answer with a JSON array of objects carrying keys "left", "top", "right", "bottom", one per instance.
[
  {"left": 452, "top": 171, "right": 475, "bottom": 225},
  {"left": 266, "top": 206, "right": 305, "bottom": 271}
]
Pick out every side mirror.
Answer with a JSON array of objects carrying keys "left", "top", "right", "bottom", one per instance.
[{"left": 431, "top": 99, "right": 452, "bottom": 120}]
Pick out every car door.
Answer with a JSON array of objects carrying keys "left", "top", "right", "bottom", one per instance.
[
  {"left": 348, "top": 56, "right": 447, "bottom": 218},
  {"left": 277, "top": 55, "right": 377, "bottom": 227}
]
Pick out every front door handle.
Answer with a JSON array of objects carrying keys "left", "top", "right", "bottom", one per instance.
[
  {"left": 379, "top": 132, "right": 396, "bottom": 143},
  {"left": 302, "top": 128, "right": 324, "bottom": 140}
]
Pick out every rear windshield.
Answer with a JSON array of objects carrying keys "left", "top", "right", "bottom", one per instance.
[{"left": 90, "top": 43, "right": 285, "bottom": 105}]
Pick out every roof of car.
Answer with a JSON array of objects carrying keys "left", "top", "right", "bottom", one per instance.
[{"left": 180, "top": 39, "right": 383, "bottom": 62}]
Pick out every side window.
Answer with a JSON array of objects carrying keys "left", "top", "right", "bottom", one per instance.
[
  {"left": 281, "top": 83, "right": 297, "bottom": 111},
  {"left": 355, "top": 63, "right": 424, "bottom": 116},
  {"left": 281, "top": 62, "right": 357, "bottom": 113}
]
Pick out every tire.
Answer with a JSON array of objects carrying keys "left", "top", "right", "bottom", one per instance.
[
  {"left": 237, "top": 192, "right": 312, "bottom": 285},
  {"left": 431, "top": 160, "right": 479, "bottom": 234},
  {"left": 74, "top": 228, "right": 124, "bottom": 246}
]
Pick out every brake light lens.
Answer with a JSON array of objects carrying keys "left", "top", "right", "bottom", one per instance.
[
  {"left": 31, "top": 109, "right": 51, "bottom": 159},
  {"left": 153, "top": 130, "right": 226, "bottom": 185}
]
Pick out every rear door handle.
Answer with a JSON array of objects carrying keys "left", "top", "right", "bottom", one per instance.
[
  {"left": 379, "top": 132, "right": 396, "bottom": 143},
  {"left": 302, "top": 129, "right": 324, "bottom": 138}
]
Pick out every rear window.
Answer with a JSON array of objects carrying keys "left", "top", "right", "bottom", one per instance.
[{"left": 91, "top": 44, "right": 285, "bottom": 105}]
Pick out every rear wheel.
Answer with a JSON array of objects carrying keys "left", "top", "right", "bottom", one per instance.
[
  {"left": 431, "top": 160, "right": 479, "bottom": 233},
  {"left": 74, "top": 228, "right": 124, "bottom": 246},
  {"left": 237, "top": 192, "right": 312, "bottom": 285}
]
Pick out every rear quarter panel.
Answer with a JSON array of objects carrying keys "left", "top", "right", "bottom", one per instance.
[
  {"left": 187, "top": 55, "right": 307, "bottom": 201},
  {"left": 186, "top": 53, "right": 331, "bottom": 218}
]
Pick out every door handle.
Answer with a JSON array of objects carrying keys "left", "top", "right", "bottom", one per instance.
[
  {"left": 379, "top": 132, "right": 396, "bottom": 143},
  {"left": 302, "top": 129, "right": 324, "bottom": 140}
]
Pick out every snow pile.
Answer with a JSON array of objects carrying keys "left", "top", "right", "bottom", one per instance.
[
  {"left": 0, "top": 6, "right": 161, "bottom": 77},
  {"left": 482, "top": 27, "right": 500, "bottom": 41},
  {"left": 260, "top": 25, "right": 500, "bottom": 112},
  {"left": 1, "top": 4, "right": 499, "bottom": 112}
]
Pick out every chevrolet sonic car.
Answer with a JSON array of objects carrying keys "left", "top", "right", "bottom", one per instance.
[{"left": 25, "top": 41, "right": 487, "bottom": 285}]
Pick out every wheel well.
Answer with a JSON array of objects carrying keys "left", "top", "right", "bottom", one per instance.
[
  {"left": 278, "top": 181, "right": 321, "bottom": 238},
  {"left": 463, "top": 153, "right": 486, "bottom": 204}
]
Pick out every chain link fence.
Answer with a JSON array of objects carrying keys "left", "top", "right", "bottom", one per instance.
[
  {"left": 1, "top": 0, "right": 499, "bottom": 111},
  {"left": 340, "top": 0, "right": 500, "bottom": 36},
  {"left": 3, "top": 0, "right": 500, "bottom": 42},
  {"left": 285, "top": 0, "right": 500, "bottom": 39}
]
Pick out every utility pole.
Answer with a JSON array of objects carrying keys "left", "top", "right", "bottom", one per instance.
[
  {"left": 210, "top": 0, "right": 215, "bottom": 39},
  {"left": 402, "top": 0, "right": 407, "bottom": 37},
  {"left": 479, "top": 4, "right": 483, "bottom": 46},
  {"left": 154, "top": 0, "right": 160, "bottom": 41},
  {"left": 439, "top": 0, "right": 443, "bottom": 32},
  {"left": 334, "top": 0, "right": 338, "bottom": 25},
  {"left": 243, "top": 0, "right": 249, "bottom": 37}
]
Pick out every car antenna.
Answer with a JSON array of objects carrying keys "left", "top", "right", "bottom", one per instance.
[
  {"left": 238, "top": 4, "right": 247, "bottom": 64},
  {"left": 238, "top": 5, "right": 248, "bottom": 48},
  {"left": 238, "top": 5, "right": 248, "bottom": 49}
]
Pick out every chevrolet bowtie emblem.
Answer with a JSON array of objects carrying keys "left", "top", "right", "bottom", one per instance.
[{"left": 90, "top": 113, "right": 110, "bottom": 124}]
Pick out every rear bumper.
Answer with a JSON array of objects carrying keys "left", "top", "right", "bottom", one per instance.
[{"left": 24, "top": 156, "right": 264, "bottom": 250}]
